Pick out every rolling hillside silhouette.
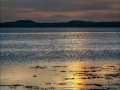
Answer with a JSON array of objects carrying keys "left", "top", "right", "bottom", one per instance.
[{"left": 0, "top": 20, "right": 120, "bottom": 28}]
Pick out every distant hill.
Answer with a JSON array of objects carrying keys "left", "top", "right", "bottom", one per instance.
[{"left": 0, "top": 20, "right": 120, "bottom": 28}]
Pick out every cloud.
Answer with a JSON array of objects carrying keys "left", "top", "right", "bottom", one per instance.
[
  {"left": 1, "top": 0, "right": 119, "bottom": 11},
  {"left": 1, "top": 0, "right": 120, "bottom": 22}
]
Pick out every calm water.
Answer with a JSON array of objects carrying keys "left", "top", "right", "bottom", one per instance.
[{"left": 0, "top": 28, "right": 120, "bottom": 90}]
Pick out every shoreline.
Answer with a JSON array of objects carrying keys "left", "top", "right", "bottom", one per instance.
[{"left": 1, "top": 60, "right": 120, "bottom": 90}]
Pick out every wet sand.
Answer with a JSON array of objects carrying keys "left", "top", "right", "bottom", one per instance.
[{"left": 0, "top": 61, "right": 120, "bottom": 90}]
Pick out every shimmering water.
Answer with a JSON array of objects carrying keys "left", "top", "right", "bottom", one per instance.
[{"left": 0, "top": 28, "right": 120, "bottom": 90}]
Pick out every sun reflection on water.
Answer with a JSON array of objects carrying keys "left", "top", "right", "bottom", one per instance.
[{"left": 65, "top": 62, "right": 84, "bottom": 90}]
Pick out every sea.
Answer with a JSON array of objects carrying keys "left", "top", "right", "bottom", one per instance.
[{"left": 0, "top": 28, "right": 120, "bottom": 90}]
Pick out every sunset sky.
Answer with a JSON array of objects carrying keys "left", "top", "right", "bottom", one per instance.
[{"left": 1, "top": 0, "right": 120, "bottom": 22}]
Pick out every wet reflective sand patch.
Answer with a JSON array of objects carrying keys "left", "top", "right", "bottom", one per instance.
[{"left": 0, "top": 61, "right": 120, "bottom": 90}]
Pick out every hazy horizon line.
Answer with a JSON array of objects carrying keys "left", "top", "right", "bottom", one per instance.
[{"left": 1, "top": 19, "right": 120, "bottom": 23}]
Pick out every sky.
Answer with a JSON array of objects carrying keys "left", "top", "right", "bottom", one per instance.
[{"left": 1, "top": 0, "right": 120, "bottom": 22}]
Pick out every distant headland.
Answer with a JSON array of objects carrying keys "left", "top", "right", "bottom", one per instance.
[{"left": 0, "top": 20, "right": 120, "bottom": 28}]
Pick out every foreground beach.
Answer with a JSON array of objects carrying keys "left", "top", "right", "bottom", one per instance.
[{"left": 1, "top": 61, "right": 120, "bottom": 90}]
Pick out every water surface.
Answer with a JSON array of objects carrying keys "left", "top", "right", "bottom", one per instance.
[{"left": 0, "top": 28, "right": 120, "bottom": 90}]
